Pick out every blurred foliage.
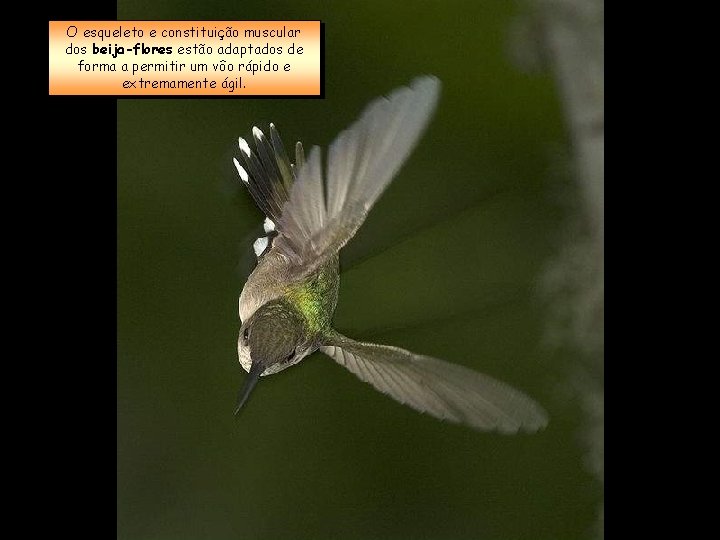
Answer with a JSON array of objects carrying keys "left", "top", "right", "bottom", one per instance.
[{"left": 117, "top": 1, "right": 598, "bottom": 539}]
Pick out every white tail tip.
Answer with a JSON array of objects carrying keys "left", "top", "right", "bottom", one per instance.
[
  {"left": 233, "top": 158, "right": 249, "bottom": 183},
  {"left": 238, "top": 137, "right": 252, "bottom": 157}
]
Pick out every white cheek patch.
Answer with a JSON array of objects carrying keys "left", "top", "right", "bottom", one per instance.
[
  {"left": 261, "top": 348, "right": 311, "bottom": 375},
  {"left": 238, "top": 343, "right": 315, "bottom": 377},
  {"left": 237, "top": 340, "right": 252, "bottom": 373}
]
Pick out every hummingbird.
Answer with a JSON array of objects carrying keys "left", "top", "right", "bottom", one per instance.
[{"left": 231, "top": 76, "right": 548, "bottom": 433}]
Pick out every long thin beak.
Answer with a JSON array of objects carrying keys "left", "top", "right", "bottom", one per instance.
[{"left": 234, "top": 361, "right": 264, "bottom": 416}]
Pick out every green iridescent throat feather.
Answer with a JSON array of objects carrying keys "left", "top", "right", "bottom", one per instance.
[{"left": 285, "top": 258, "right": 339, "bottom": 333}]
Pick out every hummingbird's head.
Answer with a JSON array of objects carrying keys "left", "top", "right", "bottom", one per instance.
[{"left": 235, "top": 299, "right": 317, "bottom": 414}]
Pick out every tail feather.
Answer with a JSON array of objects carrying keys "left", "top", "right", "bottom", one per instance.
[{"left": 233, "top": 76, "right": 441, "bottom": 278}]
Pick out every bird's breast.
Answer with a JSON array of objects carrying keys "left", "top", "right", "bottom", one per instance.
[{"left": 238, "top": 252, "right": 340, "bottom": 325}]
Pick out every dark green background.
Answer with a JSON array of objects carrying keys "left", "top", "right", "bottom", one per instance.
[{"left": 117, "top": 1, "right": 598, "bottom": 539}]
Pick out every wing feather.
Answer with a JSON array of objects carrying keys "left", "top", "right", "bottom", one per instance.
[
  {"left": 320, "top": 334, "right": 548, "bottom": 434},
  {"left": 233, "top": 76, "right": 441, "bottom": 275},
  {"left": 277, "top": 76, "right": 441, "bottom": 276}
]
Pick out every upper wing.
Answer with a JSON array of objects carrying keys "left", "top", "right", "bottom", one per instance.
[
  {"left": 320, "top": 333, "right": 548, "bottom": 434},
  {"left": 234, "top": 76, "right": 441, "bottom": 278}
]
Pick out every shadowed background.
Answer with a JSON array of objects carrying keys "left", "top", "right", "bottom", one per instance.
[{"left": 117, "top": 1, "right": 602, "bottom": 539}]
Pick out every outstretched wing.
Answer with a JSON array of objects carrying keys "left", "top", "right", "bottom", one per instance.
[
  {"left": 320, "top": 333, "right": 548, "bottom": 434},
  {"left": 234, "top": 76, "right": 441, "bottom": 277}
]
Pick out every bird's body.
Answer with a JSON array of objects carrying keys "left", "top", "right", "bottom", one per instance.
[
  {"left": 231, "top": 76, "right": 549, "bottom": 433},
  {"left": 238, "top": 252, "right": 339, "bottom": 375}
]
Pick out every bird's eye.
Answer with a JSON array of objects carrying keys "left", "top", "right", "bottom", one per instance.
[
  {"left": 286, "top": 349, "right": 296, "bottom": 361},
  {"left": 243, "top": 328, "right": 249, "bottom": 344}
]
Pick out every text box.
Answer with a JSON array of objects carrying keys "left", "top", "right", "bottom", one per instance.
[{"left": 49, "top": 21, "right": 321, "bottom": 96}]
